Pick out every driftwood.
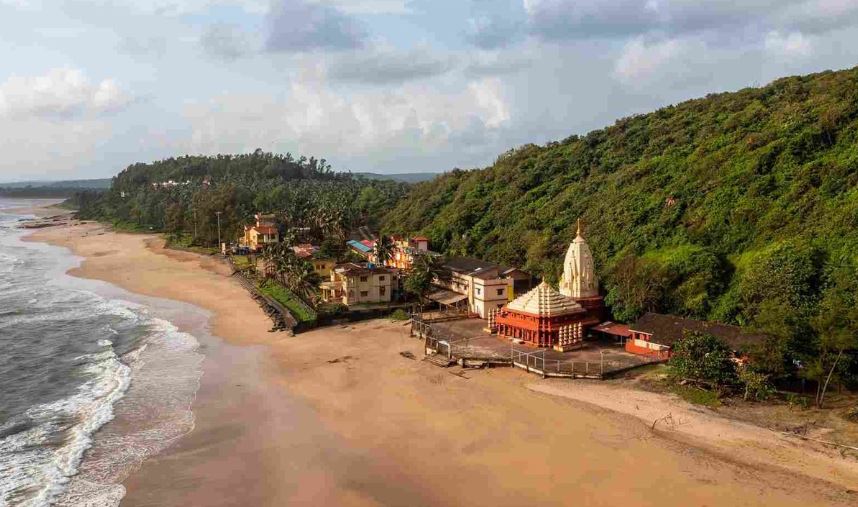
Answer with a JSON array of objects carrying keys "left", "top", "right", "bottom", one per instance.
[
  {"left": 651, "top": 413, "right": 675, "bottom": 431},
  {"left": 781, "top": 432, "right": 858, "bottom": 452}
]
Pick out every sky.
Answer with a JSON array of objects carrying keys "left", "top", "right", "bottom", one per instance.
[{"left": 2, "top": 0, "right": 858, "bottom": 182}]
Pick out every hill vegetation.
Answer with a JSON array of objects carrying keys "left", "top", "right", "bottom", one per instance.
[{"left": 382, "top": 67, "right": 858, "bottom": 388}]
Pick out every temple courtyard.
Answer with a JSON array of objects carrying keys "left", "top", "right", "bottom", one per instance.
[{"left": 416, "top": 314, "right": 658, "bottom": 379}]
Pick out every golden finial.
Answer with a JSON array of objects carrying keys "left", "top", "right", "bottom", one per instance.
[{"left": 576, "top": 218, "right": 582, "bottom": 238}]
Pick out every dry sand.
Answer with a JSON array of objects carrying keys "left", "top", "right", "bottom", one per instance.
[{"left": 25, "top": 221, "right": 858, "bottom": 506}]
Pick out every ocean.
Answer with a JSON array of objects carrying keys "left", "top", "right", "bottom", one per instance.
[{"left": 0, "top": 199, "right": 205, "bottom": 506}]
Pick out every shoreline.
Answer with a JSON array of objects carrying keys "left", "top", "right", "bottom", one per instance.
[{"left": 22, "top": 218, "right": 858, "bottom": 506}]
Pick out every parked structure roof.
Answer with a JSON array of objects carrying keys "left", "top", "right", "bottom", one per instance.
[{"left": 631, "top": 312, "right": 767, "bottom": 350}]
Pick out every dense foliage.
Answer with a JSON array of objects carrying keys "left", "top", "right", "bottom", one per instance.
[
  {"left": 668, "top": 332, "right": 738, "bottom": 387},
  {"left": 78, "top": 150, "right": 409, "bottom": 246},
  {"left": 382, "top": 67, "right": 858, "bottom": 384}
]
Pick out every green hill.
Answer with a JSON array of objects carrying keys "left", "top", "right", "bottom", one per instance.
[{"left": 382, "top": 66, "right": 858, "bottom": 329}]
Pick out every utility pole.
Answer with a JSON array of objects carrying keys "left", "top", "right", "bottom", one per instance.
[
  {"left": 193, "top": 208, "right": 198, "bottom": 240},
  {"left": 215, "top": 211, "right": 222, "bottom": 251}
]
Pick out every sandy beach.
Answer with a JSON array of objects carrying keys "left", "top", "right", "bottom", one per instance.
[{"left": 23, "top": 219, "right": 858, "bottom": 506}]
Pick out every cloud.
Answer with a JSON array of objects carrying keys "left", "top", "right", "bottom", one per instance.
[
  {"left": 201, "top": 23, "right": 254, "bottom": 60},
  {"left": 463, "top": 51, "right": 534, "bottom": 78},
  {"left": 326, "top": 47, "right": 454, "bottom": 85},
  {"left": 265, "top": 0, "right": 366, "bottom": 52},
  {"left": 613, "top": 37, "right": 683, "bottom": 84},
  {"left": 318, "top": 0, "right": 411, "bottom": 15},
  {"left": 466, "top": 15, "right": 522, "bottom": 49},
  {"left": 764, "top": 31, "right": 813, "bottom": 58},
  {"left": 118, "top": 35, "right": 169, "bottom": 57},
  {"left": 0, "top": 68, "right": 131, "bottom": 120},
  {"left": 523, "top": 0, "right": 858, "bottom": 42},
  {"left": 180, "top": 74, "right": 513, "bottom": 171}
]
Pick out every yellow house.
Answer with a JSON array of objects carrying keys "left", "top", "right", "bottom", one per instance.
[
  {"left": 242, "top": 214, "right": 279, "bottom": 251},
  {"left": 310, "top": 258, "right": 336, "bottom": 278},
  {"left": 319, "top": 263, "right": 393, "bottom": 306},
  {"left": 293, "top": 244, "right": 336, "bottom": 278}
]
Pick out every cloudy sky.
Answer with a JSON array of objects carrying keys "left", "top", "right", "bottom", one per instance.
[{"left": 2, "top": 0, "right": 858, "bottom": 181}]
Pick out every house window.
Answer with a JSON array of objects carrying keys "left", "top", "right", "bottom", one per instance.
[
  {"left": 349, "top": 291, "right": 354, "bottom": 298},
  {"left": 379, "top": 276, "right": 385, "bottom": 281},
  {"left": 360, "top": 276, "right": 368, "bottom": 282},
  {"left": 497, "top": 288, "right": 504, "bottom": 296},
  {"left": 476, "top": 288, "right": 481, "bottom": 295},
  {"left": 361, "top": 291, "right": 369, "bottom": 297},
  {"left": 380, "top": 287, "right": 386, "bottom": 296}
]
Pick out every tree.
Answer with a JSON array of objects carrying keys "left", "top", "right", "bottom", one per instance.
[
  {"left": 165, "top": 201, "right": 185, "bottom": 240},
  {"left": 668, "top": 331, "right": 738, "bottom": 388},
  {"left": 605, "top": 254, "right": 665, "bottom": 322},
  {"left": 287, "top": 260, "right": 322, "bottom": 306},
  {"left": 405, "top": 253, "right": 443, "bottom": 304},
  {"left": 318, "top": 235, "right": 347, "bottom": 261},
  {"left": 808, "top": 265, "right": 858, "bottom": 408},
  {"left": 373, "top": 235, "right": 394, "bottom": 267}
]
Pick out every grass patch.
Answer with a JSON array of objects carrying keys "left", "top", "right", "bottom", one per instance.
[
  {"left": 671, "top": 384, "right": 722, "bottom": 407},
  {"left": 258, "top": 280, "right": 317, "bottom": 323},
  {"left": 110, "top": 220, "right": 150, "bottom": 233},
  {"left": 231, "top": 255, "right": 254, "bottom": 271},
  {"left": 164, "top": 233, "right": 218, "bottom": 255}
]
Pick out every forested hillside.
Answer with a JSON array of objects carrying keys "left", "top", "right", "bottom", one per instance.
[
  {"left": 78, "top": 150, "right": 408, "bottom": 245},
  {"left": 382, "top": 67, "right": 858, "bottom": 337}
]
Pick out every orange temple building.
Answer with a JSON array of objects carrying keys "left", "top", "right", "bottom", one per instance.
[{"left": 493, "top": 220, "right": 604, "bottom": 351}]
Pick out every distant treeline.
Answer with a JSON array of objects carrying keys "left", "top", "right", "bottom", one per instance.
[
  {"left": 0, "top": 186, "right": 101, "bottom": 199},
  {"left": 75, "top": 150, "right": 409, "bottom": 247}
]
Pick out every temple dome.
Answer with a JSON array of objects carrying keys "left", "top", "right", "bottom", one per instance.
[{"left": 506, "top": 281, "right": 585, "bottom": 317}]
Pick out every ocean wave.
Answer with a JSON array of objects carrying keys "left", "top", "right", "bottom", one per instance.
[
  {"left": 54, "top": 315, "right": 204, "bottom": 507},
  {"left": 0, "top": 341, "right": 132, "bottom": 507}
]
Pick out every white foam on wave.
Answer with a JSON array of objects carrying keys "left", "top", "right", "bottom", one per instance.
[
  {"left": 54, "top": 312, "right": 204, "bottom": 507},
  {"left": 0, "top": 297, "right": 142, "bottom": 332},
  {"left": 0, "top": 342, "right": 131, "bottom": 507}
]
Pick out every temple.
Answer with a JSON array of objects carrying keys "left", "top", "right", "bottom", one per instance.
[
  {"left": 559, "top": 219, "right": 605, "bottom": 319},
  {"left": 493, "top": 220, "right": 604, "bottom": 351}
]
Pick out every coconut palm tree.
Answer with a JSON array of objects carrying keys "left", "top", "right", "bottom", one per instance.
[{"left": 373, "top": 234, "right": 394, "bottom": 267}]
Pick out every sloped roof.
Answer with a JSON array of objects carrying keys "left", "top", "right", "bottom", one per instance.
[
  {"left": 252, "top": 225, "right": 277, "bottom": 235},
  {"left": 335, "top": 262, "right": 392, "bottom": 276},
  {"left": 506, "top": 282, "right": 585, "bottom": 317},
  {"left": 631, "top": 313, "right": 767, "bottom": 350},
  {"left": 347, "top": 240, "right": 373, "bottom": 254}
]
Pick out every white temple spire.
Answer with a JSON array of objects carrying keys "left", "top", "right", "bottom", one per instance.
[{"left": 560, "top": 218, "right": 599, "bottom": 299}]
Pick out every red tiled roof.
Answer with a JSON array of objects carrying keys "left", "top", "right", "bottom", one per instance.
[
  {"left": 631, "top": 313, "right": 767, "bottom": 350},
  {"left": 360, "top": 240, "right": 374, "bottom": 248},
  {"left": 592, "top": 322, "right": 631, "bottom": 338},
  {"left": 411, "top": 236, "right": 429, "bottom": 241},
  {"left": 252, "top": 225, "right": 277, "bottom": 235}
]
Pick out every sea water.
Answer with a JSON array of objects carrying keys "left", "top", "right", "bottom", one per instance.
[{"left": 0, "top": 199, "right": 205, "bottom": 506}]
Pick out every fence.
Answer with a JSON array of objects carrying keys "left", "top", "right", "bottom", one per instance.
[{"left": 511, "top": 349, "right": 611, "bottom": 379}]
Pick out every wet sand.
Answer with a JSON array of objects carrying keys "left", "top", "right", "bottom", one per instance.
[{"left": 26, "top": 221, "right": 858, "bottom": 507}]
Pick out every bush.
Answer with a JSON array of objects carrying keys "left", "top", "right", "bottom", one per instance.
[
  {"left": 737, "top": 367, "right": 774, "bottom": 401},
  {"left": 390, "top": 309, "right": 410, "bottom": 321},
  {"left": 668, "top": 331, "right": 738, "bottom": 386}
]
